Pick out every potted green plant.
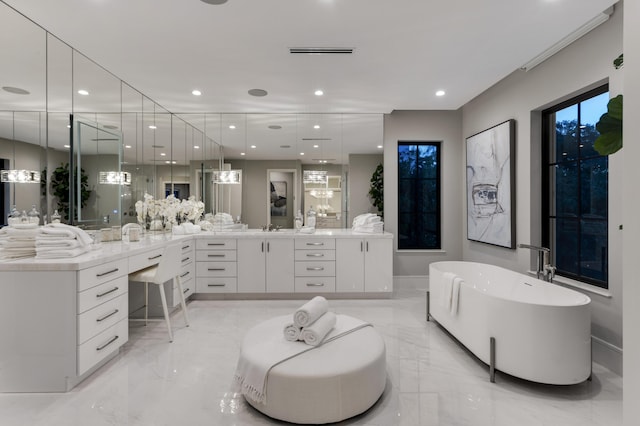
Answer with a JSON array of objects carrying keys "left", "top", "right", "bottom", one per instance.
[
  {"left": 368, "top": 163, "right": 383, "bottom": 218},
  {"left": 594, "top": 54, "right": 623, "bottom": 156},
  {"left": 49, "top": 162, "right": 91, "bottom": 221}
]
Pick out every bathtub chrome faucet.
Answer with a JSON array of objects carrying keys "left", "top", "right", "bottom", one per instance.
[{"left": 518, "top": 244, "right": 556, "bottom": 282}]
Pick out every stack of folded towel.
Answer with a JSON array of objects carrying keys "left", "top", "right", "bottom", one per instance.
[
  {"left": 0, "top": 226, "right": 39, "bottom": 259},
  {"left": 210, "top": 212, "right": 243, "bottom": 231},
  {"left": 172, "top": 222, "right": 202, "bottom": 235},
  {"left": 283, "top": 296, "right": 336, "bottom": 346},
  {"left": 352, "top": 213, "right": 384, "bottom": 234},
  {"left": 35, "top": 223, "right": 93, "bottom": 259}
]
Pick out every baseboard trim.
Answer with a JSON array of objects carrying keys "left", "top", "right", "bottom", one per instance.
[
  {"left": 592, "top": 335, "right": 623, "bottom": 376},
  {"left": 393, "top": 275, "right": 428, "bottom": 290}
]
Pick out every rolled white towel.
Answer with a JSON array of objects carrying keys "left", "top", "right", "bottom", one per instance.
[
  {"left": 293, "top": 296, "right": 329, "bottom": 328},
  {"left": 300, "top": 311, "right": 337, "bottom": 346},
  {"left": 283, "top": 322, "right": 303, "bottom": 342}
]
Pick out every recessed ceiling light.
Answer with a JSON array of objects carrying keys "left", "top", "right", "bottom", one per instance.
[
  {"left": 314, "top": 125, "right": 320, "bottom": 129},
  {"left": 313, "top": 145, "right": 319, "bottom": 148},
  {"left": 2, "top": 86, "right": 30, "bottom": 95},
  {"left": 240, "top": 152, "right": 246, "bottom": 156},
  {"left": 250, "top": 145, "right": 257, "bottom": 149},
  {"left": 125, "top": 145, "right": 132, "bottom": 149},
  {"left": 435, "top": 90, "right": 446, "bottom": 97},
  {"left": 377, "top": 145, "right": 383, "bottom": 149},
  {"left": 229, "top": 125, "right": 236, "bottom": 129},
  {"left": 77, "top": 89, "right": 89, "bottom": 96},
  {"left": 63, "top": 144, "right": 70, "bottom": 148},
  {"left": 149, "top": 125, "right": 157, "bottom": 129},
  {"left": 66, "top": 125, "right": 71, "bottom": 128},
  {"left": 248, "top": 88, "right": 268, "bottom": 97},
  {"left": 192, "top": 90, "right": 202, "bottom": 96},
  {"left": 268, "top": 125, "right": 282, "bottom": 130},
  {"left": 314, "top": 89, "right": 324, "bottom": 96},
  {"left": 160, "top": 153, "right": 166, "bottom": 156},
  {"left": 201, "top": 0, "right": 228, "bottom": 4},
  {"left": 300, "top": 152, "right": 305, "bottom": 156},
  {"left": 194, "top": 145, "right": 200, "bottom": 149}
]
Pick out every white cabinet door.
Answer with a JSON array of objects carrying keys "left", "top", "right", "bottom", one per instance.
[
  {"left": 266, "top": 238, "right": 295, "bottom": 293},
  {"left": 336, "top": 239, "right": 365, "bottom": 292},
  {"left": 237, "top": 238, "right": 266, "bottom": 292},
  {"left": 364, "top": 238, "right": 393, "bottom": 292}
]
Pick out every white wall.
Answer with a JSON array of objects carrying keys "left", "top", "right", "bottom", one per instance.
[
  {"left": 622, "top": 0, "right": 640, "bottom": 422},
  {"left": 384, "top": 110, "right": 463, "bottom": 277},
  {"left": 461, "top": 4, "right": 623, "bottom": 373}
]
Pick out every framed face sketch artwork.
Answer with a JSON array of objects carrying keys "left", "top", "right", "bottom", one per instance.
[
  {"left": 466, "top": 119, "right": 516, "bottom": 248},
  {"left": 270, "top": 181, "right": 287, "bottom": 216}
]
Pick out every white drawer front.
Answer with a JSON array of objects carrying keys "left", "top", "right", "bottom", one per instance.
[
  {"left": 173, "top": 278, "right": 195, "bottom": 301},
  {"left": 78, "top": 258, "right": 128, "bottom": 292},
  {"left": 128, "top": 247, "right": 164, "bottom": 273},
  {"left": 77, "top": 317, "right": 128, "bottom": 376},
  {"left": 196, "top": 278, "right": 238, "bottom": 293},
  {"left": 195, "top": 250, "right": 237, "bottom": 262},
  {"left": 196, "top": 261, "right": 237, "bottom": 277},
  {"left": 294, "top": 250, "right": 336, "bottom": 261},
  {"left": 180, "top": 241, "right": 195, "bottom": 254},
  {"left": 179, "top": 263, "right": 195, "bottom": 283},
  {"left": 78, "top": 293, "right": 128, "bottom": 345},
  {"left": 180, "top": 251, "right": 194, "bottom": 267},
  {"left": 295, "top": 261, "right": 336, "bottom": 277},
  {"left": 196, "top": 239, "right": 236, "bottom": 250},
  {"left": 295, "top": 277, "right": 336, "bottom": 293},
  {"left": 295, "top": 238, "right": 335, "bottom": 250},
  {"left": 78, "top": 275, "right": 128, "bottom": 314}
]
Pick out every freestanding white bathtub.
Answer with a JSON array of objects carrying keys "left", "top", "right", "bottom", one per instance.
[{"left": 428, "top": 261, "right": 591, "bottom": 385}]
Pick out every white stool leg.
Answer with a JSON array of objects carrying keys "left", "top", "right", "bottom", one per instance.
[
  {"left": 175, "top": 275, "right": 190, "bottom": 327},
  {"left": 144, "top": 281, "right": 149, "bottom": 327},
  {"left": 157, "top": 282, "right": 173, "bottom": 342}
]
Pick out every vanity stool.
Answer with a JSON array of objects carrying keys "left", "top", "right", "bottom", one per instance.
[{"left": 239, "top": 314, "right": 386, "bottom": 424}]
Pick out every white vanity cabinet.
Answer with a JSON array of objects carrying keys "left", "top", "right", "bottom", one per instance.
[
  {"left": 237, "top": 237, "right": 295, "bottom": 293},
  {"left": 195, "top": 238, "right": 238, "bottom": 293},
  {"left": 294, "top": 237, "right": 336, "bottom": 292},
  {"left": 336, "top": 237, "right": 393, "bottom": 292},
  {"left": 178, "top": 241, "right": 195, "bottom": 300}
]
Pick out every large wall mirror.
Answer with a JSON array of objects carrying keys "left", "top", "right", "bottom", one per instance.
[{"left": 1, "top": 1, "right": 383, "bottom": 230}]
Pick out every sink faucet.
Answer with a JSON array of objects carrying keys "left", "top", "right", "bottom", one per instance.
[{"left": 518, "top": 244, "right": 556, "bottom": 282}]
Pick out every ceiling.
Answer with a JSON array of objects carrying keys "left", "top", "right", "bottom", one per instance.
[{"left": 0, "top": 0, "right": 618, "bottom": 165}]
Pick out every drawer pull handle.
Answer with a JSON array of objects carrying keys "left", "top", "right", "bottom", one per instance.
[
  {"left": 96, "top": 268, "right": 119, "bottom": 277},
  {"left": 307, "top": 253, "right": 324, "bottom": 257},
  {"left": 183, "top": 288, "right": 190, "bottom": 294},
  {"left": 208, "top": 254, "right": 226, "bottom": 258},
  {"left": 180, "top": 271, "right": 190, "bottom": 278},
  {"left": 208, "top": 268, "right": 226, "bottom": 271},
  {"left": 148, "top": 254, "right": 162, "bottom": 260},
  {"left": 306, "top": 283, "right": 325, "bottom": 287},
  {"left": 96, "top": 287, "right": 119, "bottom": 298},
  {"left": 307, "top": 267, "right": 324, "bottom": 271},
  {"left": 182, "top": 245, "right": 191, "bottom": 250},
  {"left": 306, "top": 242, "right": 324, "bottom": 246},
  {"left": 182, "top": 257, "right": 190, "bottom": 262},
  {"left": 208, "top": 283, "right": 226, "bottom": 287},
  {"left": 96, "top": 335, "right": 119, "bottom": 351},
  {"left": 208, "top": 243, "right": 226, "bottom": 246},
  {"left": 96, "top": 309, "right": 119, "bottom": 322}
]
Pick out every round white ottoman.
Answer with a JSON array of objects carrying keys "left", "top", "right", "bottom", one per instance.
[{"left": 241, "top": 314, "right": 387, "bottom": 424}]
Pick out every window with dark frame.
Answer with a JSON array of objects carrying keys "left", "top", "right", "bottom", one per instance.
[
  {"left": 542, "top": 85, "right": 609, "bottom": 288},
  {"left": 397, "top": 141, "right": 441, "bottom": 250}
]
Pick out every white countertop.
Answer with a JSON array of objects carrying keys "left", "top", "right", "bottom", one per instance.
[{"left": 0, "top": 229, "right": 393, "bottom": 271}]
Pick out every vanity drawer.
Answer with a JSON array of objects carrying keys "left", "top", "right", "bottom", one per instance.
[
  {"left": 179, "top": 262, "right": 195, "bottom": 282},
  {"left": 295, "top": 238, "right": 335, "bottom": 250},
  {"left": 128, "top": 247, "right": 164, "bottom": 273},
  {"left": 180, "top": 251, "right": 194, "bottom": 267},
  {"left": 77, "top": 317, "right": 128, "bottom": 376},
  {"left": 196, "top": 250, "right": 237, "bottom": 262},
  {"left": 78, "top": 293, "right": 128, "bottom": 345},
  {"left": 180, "top": 241, "right": 195, "bottom": 255},
  {"left": 78, "top": 275, "right": 128, "bottom": 314},
  {"left": 295, "top": 261, "right": 336, "bottom": 277},
  {"left": 294, "top": 250, "right": 336, "bottom": 261},
  {"left": 295, "top": 277, "right": 336, "bottom": 293},
  {"left": 196, "top": 261, "right": 237, "bottom": 277},
  {"left": 175, "top": 276, "right": 195, "bottom": 300},
  {"left": 78, "top": 258, "right": 128, "bottom": 292},
  {"left": 196, "top": 239, "right": 236, "bottom": 250},
  {"left": 196, "top": 278, "right": 238, "bottom": 293}
]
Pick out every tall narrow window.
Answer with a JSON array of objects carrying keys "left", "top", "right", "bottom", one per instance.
[
  {"left": 542, "top": 85, "right": 609, "bottom": 288},
  {"left": 397, "top": 141, "right": 441, "bottom": 250}
]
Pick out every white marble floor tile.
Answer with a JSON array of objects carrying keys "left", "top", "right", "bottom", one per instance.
[{"left": 0, "top": 291, "right": 622, "bottom": 425}]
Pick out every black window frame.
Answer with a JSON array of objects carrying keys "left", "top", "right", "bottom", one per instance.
[
  {"left": 541, "top": 84, "right": 609, "bottom": 288},
  {"left": 397, "top": 141, "right": 442, "bottom": 250}
]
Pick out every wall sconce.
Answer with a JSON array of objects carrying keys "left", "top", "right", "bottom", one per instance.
[
  {"left": 212, "top": 170, "right": 241, "bottom": 184},
  {"left": 0, "top": 169, "right": 41, "bottom": 183},
  {"left": 98, "top": 171, "right": 131, "bottom": 185},
  {"left": 303, "top": 170, "right": 327, "bottom": 184}
]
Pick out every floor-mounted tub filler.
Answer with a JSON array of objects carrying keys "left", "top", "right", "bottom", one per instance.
[{"left": 428, "top": 261, "right": 591, "bottom": 385}]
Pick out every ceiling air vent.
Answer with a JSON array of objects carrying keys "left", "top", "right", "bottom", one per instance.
[
  {"left": 302, "top": 138, "right": 332, "bottom": 141},
  {"left": 289, "top": 48, "right": 354, "bottom": 55}
]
